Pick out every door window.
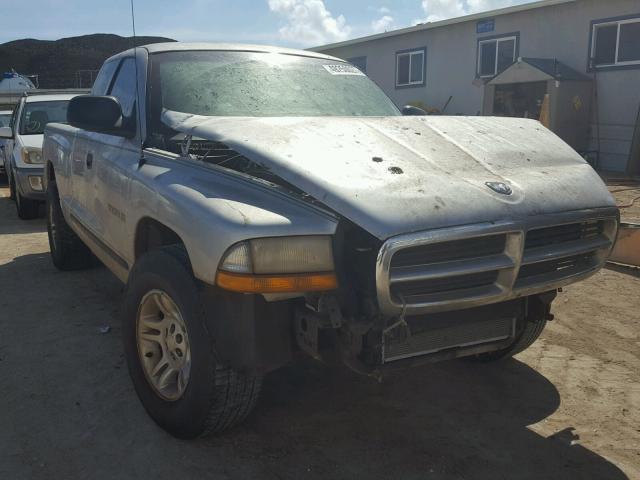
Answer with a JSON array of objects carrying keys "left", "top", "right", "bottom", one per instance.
[
  {"left": 91, "top": 60, "right": 119, "bottom": 95},
  {"left": 108, "top": 57, "right": 138, "bottom": 132}
]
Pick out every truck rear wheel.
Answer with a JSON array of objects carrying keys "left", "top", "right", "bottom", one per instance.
[
  {"left": 46, "top": 180, "right": 93, "bottom": 270},
  {"left": 122, "top": 245, "right": 262, "bottom": 438},
  {"left": 16, "top": 188, "right": 40, "bottom": 219}
]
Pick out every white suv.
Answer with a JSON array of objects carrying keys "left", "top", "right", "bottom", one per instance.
[
  {"left": 0, "top": 109, "right": 12, "bottom": 176},
  {"left": 0, "top": 93, "right": 82, "bottom": 219}
]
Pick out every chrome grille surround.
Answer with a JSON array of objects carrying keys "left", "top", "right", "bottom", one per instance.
[{"left": 376, "top": 208, "right": 619, "bottom": 316}]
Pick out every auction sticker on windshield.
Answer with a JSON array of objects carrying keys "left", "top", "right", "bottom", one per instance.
[{"left": 323, "top": 64, "right": 365, "bottom": 76}]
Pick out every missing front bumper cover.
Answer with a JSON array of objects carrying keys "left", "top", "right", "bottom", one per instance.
[{"left": 383, "top": 315, "right": 516, "bottom": 363}]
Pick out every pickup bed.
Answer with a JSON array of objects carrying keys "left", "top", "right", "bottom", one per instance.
[{"left": 43, "top": 42, "right": 619, "bottom": 438}]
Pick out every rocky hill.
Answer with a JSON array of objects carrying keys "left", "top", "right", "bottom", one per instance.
[{"left": 0, "top": 34, "right": 175, "bottom": 89}]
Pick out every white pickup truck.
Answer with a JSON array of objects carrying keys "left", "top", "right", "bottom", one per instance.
[{"left": 42, "top": 43, "right": 618, "bottom": 438}]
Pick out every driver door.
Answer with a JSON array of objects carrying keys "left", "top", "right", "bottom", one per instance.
[
  {"left": 69, "top": 59, "right": 120, "bottom": 243},
  {"left": 86, "top": 57, "right": 140, "bottom": 268}
]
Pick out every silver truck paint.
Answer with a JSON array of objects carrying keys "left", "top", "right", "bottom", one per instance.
[
  {"left": 161, "top": 110, "right": 616, "bottom": 241},
  {"left": 43, "top": 42, "right": 617, "bottom": 307}
]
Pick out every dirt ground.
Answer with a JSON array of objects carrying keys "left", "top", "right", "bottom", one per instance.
[
  {"left": 0, "top": 182, "right": 638, "bottom": 480},
  {"left": 608, "top": 180, "right": 640, "bottom": 224}
]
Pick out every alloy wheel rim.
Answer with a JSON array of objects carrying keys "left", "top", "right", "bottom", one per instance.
[{"left": 136, "top": 290, "right": 191, "bottom": 401}]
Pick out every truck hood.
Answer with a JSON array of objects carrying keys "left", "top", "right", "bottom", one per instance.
[
  {"left": 162, "top": 111, "right": 615, "bottom": 240},
  {"left": 19, "top": 134, "right": 44, "bottom": 149}
]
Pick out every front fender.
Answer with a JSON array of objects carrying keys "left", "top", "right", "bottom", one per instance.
[{"left": 128, "top": 152, "right": 339, "bottom": 285}]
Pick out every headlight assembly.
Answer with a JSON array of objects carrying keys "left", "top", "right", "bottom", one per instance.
[
  {"left": 217, "top": 236, "right": 338, "bottom": 293},
  {"left": 21, "top": 147, "right": 43, "bottom": 164}
]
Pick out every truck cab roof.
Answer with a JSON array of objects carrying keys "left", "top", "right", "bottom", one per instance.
[{"left": 107, "top": 42, "right": 343, "bottom": 63}]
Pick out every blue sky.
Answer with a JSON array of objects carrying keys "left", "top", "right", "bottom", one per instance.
[{"left": 0, "top": 0, "right": 536, "bottom": 47}]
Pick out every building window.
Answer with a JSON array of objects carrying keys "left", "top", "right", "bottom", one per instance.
[
  {"left": 477, "top": 34, "right": 518, "bottom": 78},
  {"left": 348, "top": 56, "right": 367, "bottom": 73},
  {"left": 396, "top": 48, "right": 426, "bottom": 88},
  {"left": 591, "top": 16, "right": 640, "bottom": 69}
]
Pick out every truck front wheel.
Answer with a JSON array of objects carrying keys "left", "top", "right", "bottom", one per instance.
[{"left": 122, "top": 245, "right": 262, "bottom": 438}]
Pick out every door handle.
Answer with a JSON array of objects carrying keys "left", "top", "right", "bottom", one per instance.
[{"left": 86, "top": 153, "right": 93, "bottom": 169}]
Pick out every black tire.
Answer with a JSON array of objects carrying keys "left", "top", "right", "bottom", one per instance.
[
  {"left": 46, "top": 180, "right": 93, "bottom": 270},
  {"left": 122, "top": 245, "right": 262, "bottom": 438},
  {"left": 472, "top": 317, "right": 547, "bottom": 362},
  {"left": 8, "top": 172, "right": 16, "bottom": 200},
  {"left": 16, "top": 187, "right": 40, "bottom": 219}
]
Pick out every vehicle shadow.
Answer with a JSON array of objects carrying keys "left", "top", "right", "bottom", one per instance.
[
  {"left": 218, "top": 356, "right": 629, "bottom": 480},
  {"left": 0, "top": 192, "right": 46, "bottom": 234},
  {"left": 0, "top": 250, "right": 629, "bottom": 480}
]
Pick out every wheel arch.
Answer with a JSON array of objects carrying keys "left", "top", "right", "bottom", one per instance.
[
  {"left": 134, "top": 217, "right": 193, "bottom": 268},
  {"left": 44, "top": 160, "right": 56, "bottom": 192}
]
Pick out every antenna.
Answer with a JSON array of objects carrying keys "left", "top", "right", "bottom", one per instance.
[{"left": 130, "top": 0, "right": 145, "bottom": 167}]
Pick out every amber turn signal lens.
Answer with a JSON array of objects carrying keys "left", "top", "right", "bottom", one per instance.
[{"left": 216, "top": 271, "right": 338, "bottom": 293}]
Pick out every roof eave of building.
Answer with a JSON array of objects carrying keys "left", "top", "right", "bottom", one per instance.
[{"left": 309, "top": 0, "right": 577, "bottom": 53}]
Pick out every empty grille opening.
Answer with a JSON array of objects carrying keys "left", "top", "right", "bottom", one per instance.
[
  {"left": 391, "top": 271, "right": 499, "bottom": 300},
  {"left": 518, "top": 253, "right": 595, "bottom": 279},
  {"left": 525, "top": 221, "right": 604, "bottom": 250},
  {"left": 391, "top": 234, "right": 506, "bottom": 268}
]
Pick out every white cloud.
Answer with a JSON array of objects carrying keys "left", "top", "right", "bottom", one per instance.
[
  {"left": 371, "top": 14, "right": 394, "bottom": 33},
  {"left": 267, "top": 0, "right": 351, "bottom": 46},
  {"left": 418, "top": 0, "right": 524, "bottom": 23}
]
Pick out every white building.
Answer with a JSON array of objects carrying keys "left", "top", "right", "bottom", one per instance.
[{"left": 312, "top": 0, "right": 640, "bottom": 175}]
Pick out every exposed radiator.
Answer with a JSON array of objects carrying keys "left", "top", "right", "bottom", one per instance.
[{"left": 384, "top": 315, "right": 515, "bottom": 363}]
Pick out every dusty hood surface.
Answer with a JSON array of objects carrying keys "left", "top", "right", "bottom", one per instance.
[
  {"left": 20, "top": 134, "right": 44, "bottom": 149},
  {"left": 163, "top": 111, "right": 615, "bottom": 240}
]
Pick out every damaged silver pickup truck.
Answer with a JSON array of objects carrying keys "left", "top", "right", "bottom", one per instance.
[{"left": 42, "top": 43, "right": 619, "bottom": 438}]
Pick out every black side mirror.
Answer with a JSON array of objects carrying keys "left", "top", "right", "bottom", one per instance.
[
  {"left": 402, "top": 105, "right": 427, "bottom": 116},
  {"left": 68, "top": 95, "right": 132, "bottom": 137}
]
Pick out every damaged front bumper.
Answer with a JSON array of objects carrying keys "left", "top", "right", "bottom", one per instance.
[
  {"left": 294, "top": 294, "right": 552, "bottom": 375},
  {"left": 295, "top": 207, "right": 618, "bottom": 375},
  {"left": 205, "top": 273, "right": 543, "bottom": 377},
  {"left": 14, "top": 165, "right": 45, "bottom": 200}
]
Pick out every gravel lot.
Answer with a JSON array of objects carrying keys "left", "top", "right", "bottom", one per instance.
[{"left": 0, "top": 182, "right": 638, "bottom": 480}]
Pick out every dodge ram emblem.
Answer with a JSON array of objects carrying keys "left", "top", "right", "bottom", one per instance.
[{"left": 485, "top": 182, "right": 513, "bottom": 195}]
